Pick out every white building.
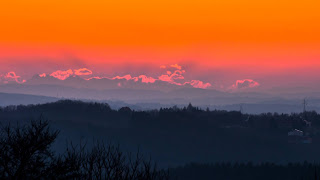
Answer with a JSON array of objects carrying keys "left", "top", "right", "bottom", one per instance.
[{"left": 288, "top": 129, "right": 303, "bottom": 137}]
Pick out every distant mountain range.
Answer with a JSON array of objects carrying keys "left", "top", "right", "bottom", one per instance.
[
  {"left": 26, "top": 74, "right": 194, "bottom": 91},
  {"left": 0, "top": 74, "right": 230, "bottom": 103},
  {"left": 0, "top": 74, "right": 319, "bottom": 114},
  {"left": 0, "top": 82, "right": 269, "bottom": 105},
  {"left": 0, "top": 92, "right": 59, "bottom": 107}
]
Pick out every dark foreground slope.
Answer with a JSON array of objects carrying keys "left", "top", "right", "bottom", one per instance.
[
  {"left": 169, "top": 162, "right": 320, "bottom": 180},
  {"left": 1, "top": 100, "right": 320, "bottom": 168}
]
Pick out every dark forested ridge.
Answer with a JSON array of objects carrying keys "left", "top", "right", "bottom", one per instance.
[
  {"left": 2, "top": 100, "right": 320, "bottom": 179},
  {"left": 2, "top": 99, "right": 319, "bottom": 129}
]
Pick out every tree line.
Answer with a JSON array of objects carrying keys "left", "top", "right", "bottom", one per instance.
[{"left": 1, "top": 100, "right": 319, "bottom": 130}]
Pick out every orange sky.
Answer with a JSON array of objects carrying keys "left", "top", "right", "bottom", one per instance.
[{"left": 0, "top": 0, "right": 320, "bottom": 88}]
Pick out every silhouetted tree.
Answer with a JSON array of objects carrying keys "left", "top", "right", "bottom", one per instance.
[
  {"left": 0, "top": 118, "right": 59, "bottom": 179},
  {"left": 0, "top": 119, "right": 169, "bottom": 180}
]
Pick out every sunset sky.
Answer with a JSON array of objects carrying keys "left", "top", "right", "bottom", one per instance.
[{"left": 0, "top": 0, "right": 319, "bottom": 90}]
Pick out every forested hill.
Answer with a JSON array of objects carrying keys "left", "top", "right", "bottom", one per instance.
[
  {"left": 2, "top": 100, "right": 320, "bottom": 166},
  {"left": 1, "top": 99, "right": 320, "bottom": 129}
]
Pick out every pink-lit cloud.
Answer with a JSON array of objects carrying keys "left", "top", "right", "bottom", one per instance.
[
  {"left": 112, "top": 74, "right": 133, "bottom": 80},
  {"left": 109, "top": 74, "right": 156, "bottom": 83},
  {"left": 138, "top": 75, "right": 156, "bottom": 83},
  {"left": 1, "top": 64, "right": 212, "bottom": 89},
  {"left": 3, "top": 72, "right": 26, "bottom": 83},
  {"left": 39, "top": 73, "right": 46, "bottom": 77},
  {"left": 185, "top": 80, "right": 212, "bottom": 89},
  {"left": 170, "top": 64, "right": 182, "bottom": 70},
  {"left": 89, "top": 70, "right": 190, "bottom": 86},
  {"left": 160, "top": 65, "right": 166, "bottom": 69},
  {"left": 74, "top": 68, "right": 93, "bottom": 76},
  {"left": 86, "top": 76, "right": 108, "bottom": 80},
  {"left": 158, "top": 70, "right": 185, "bottom": 83},
  {"left": 50, "top": 69, "right": 73, "bottom": 80},
  {"left": 49, "top": 68, "right": 92, "bottom": 80},
  {"left": 158, "top": 74, "right": 171, "bottom": 82},
  {"left": 232, "top": 79, "right": 260, "bottom": 89}
]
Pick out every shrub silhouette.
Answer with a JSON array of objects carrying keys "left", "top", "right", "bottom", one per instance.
[
  {"left": 0, "top": 119, "right": 59, "bottom": 179},
  {"left": 0, "top": 119, "right": 169, "bottom": 180}
]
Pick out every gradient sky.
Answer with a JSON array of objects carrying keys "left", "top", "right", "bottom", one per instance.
[{"left": 0, "top": 0, "right": 319, "bottom": 90}]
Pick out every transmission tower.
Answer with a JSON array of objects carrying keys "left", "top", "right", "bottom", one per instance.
[
  {"left": 240, "top": 104, "right": 243, "bottom": 114},
  {"left": 303, "top": 98, "right": 308, "bottom": 113}
]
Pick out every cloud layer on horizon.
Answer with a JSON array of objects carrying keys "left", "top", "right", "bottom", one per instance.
[
  {"left": 104, "top": 65, "right": 212, "bottom": 89},
  {"left": 0, "top": 64, "right": 250, "bottom": 90}
]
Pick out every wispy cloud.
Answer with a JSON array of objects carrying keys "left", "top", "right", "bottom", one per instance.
[
  {"left": 50, "top": 69, "right": 73, "bottom": 80},
  {"left": 85, "top": 65, "right": 211, "bottom": 89},
  {"left": 231, "top": 79, "right": 260, "bottom": 89},
  {"left": 185, "top": 80, "right": 212, "bottom": 89},
  {"left": 111, "top": 74, "right": 133, "bottom": 81},
  {"left": 170, "top": 64, "right": 182, "bottom": 70},
  {"left": 50, "top": 68, "right": 93, "bottom": 80},
  {"left": 138, "top": 75, "right": 156, "bottom": 83},
  {"left": 74, "top": 68, "right": 93, "bottom": 76},
  {"left": 39, "top": 73, "right": 46, "bottom": 77},
  {"left": 1, "top": 72, "right": 26, "bottom": 83},
  {"left": 158, "top": 70, "right": 185, "bottom": 83},
  {"left": 4, "top": 65, "right": 212, "bottom": 89}
]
